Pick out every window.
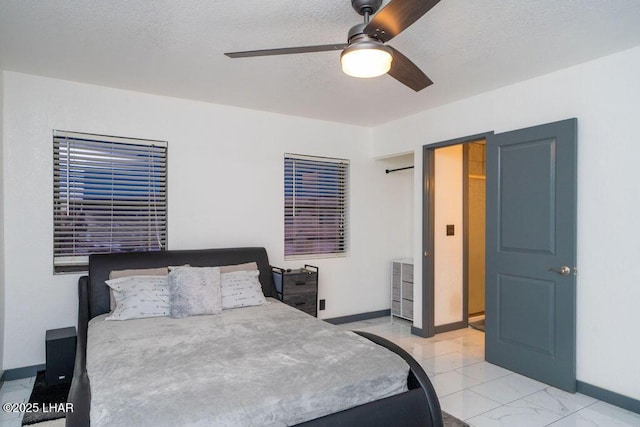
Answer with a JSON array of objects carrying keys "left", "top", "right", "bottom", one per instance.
[
  {"left": 53, "top": 130, "right": 167, "bottom": 272},
  {"left": 284, "top": 154, "right": 348, "bottom": 258}
]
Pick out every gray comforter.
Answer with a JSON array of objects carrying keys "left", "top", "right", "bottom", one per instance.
[{"left": 87, "top": 299, "right": 409, "bottom": 426}]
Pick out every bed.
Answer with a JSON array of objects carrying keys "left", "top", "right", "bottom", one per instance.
[{"left": 67, "top": 247, "right": 442, "bottom": 426}]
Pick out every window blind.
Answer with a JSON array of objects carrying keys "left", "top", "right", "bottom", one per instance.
[
  {"left": 284, "top": 154, "right": 349, "bottom": 258},
  {"left": 53, "top": 130, "right": 167, "bottom": 272}
]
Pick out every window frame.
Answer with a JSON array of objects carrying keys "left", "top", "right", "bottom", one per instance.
[
  {"left": 52, "top": 130, "right": 168, "bottom": 273},
  {"left": 284, "top": 153, "right": 349, "bottom": 260}
]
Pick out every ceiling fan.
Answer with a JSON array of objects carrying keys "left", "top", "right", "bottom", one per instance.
[{"left": 224, "top": 0, "right": 440, "bottom": 92}]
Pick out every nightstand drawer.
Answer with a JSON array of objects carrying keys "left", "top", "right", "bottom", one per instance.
[
  {"left": 283, "top": 274, "right": 317, "bottom": 296},
  {"left": 284, "top": 292, "right": 317, "bottom": 317}
]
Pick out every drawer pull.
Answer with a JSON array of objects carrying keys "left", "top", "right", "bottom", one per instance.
[
  {"left": 295, "top": 302, "right": 305, "bottom": 306},
  {"left": 295, "top": 281, "right": 306, "bottom": 286}
]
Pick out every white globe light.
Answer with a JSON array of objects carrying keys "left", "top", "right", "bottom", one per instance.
[{"left": 341, "top": 44, "right": 393, "bottom": 78}]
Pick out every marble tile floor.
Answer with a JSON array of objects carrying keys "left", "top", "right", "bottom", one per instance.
[
  {"left": 337, "top": 317, "right": 640, "bottom": 427},
  {"left": 0, "top": 376, "right": 35, "bottom": 427},
  {"left": 0, "top": 318, "right": 638, "bottom": 426}
]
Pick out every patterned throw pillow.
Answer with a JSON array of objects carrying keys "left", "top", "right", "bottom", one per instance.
[
  {"left": 108, "top": 267, "right": 169, "bottom": 311},
  {"left": 168, "top": 267, "right": 222, "bottom": 318},
  {"left": 105, "top": 276, "right": 170, "bottom": 321},
  {"left": 221, "top": 270, "right": 267, "bottom": 309}
]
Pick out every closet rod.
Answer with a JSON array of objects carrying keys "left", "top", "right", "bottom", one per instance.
[{"left": 385, "top": 166, "right": 414, "bottom": 174}]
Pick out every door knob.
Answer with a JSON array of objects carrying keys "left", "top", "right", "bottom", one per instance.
[{"left": 548, "top": 266, "right": 571, "bottom": 276}]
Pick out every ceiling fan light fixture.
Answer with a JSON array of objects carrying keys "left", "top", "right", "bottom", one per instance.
[
  {"left": 225, "top": 0, "right": 437, "bottom": 91},
  {"left": 341, "top": 42, "right": 393, "bottom": 78}
]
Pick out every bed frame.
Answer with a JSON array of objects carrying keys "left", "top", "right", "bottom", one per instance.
[{"left": 67, "top": 247, "right": 443, "bottom": 426}]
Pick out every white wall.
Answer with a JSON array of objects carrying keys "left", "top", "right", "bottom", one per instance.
[
  {"left": 377, "top": 153, "right": 415, "bottom": 259},
  {"left": 0, "top": 71, "right": 5, "bottom": 379},
  {"left": 372, "top": 45, "right": 640, "bottom": 400},
  {"left": 374, "top": 154, "right": 415, "bottom": 306},
  {"left": 0, "top": 71, "right": 405, "bottom": 370},
  {"left": 433, "top": 145, "right": 463, "bottom": 326}
]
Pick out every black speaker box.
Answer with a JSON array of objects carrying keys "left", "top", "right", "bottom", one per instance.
[{"left": 45, "top": 327, "right": 77, "bottom": 386}]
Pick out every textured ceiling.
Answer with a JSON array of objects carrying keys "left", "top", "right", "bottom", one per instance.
[{"left": 1, "top": 0, "right": 640, "bottom": 126}]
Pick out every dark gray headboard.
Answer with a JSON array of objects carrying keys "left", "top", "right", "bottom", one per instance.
[{"left": 86, "top": 247, "right": 277, "bottom": 320}]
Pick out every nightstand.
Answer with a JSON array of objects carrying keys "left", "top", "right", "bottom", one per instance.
[{"left": 272, "top": 265, "right": 318, "bottom": 317}]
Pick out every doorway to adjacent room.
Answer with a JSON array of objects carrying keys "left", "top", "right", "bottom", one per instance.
[
  {"left": 421, "top": 119, "right": 578, "bottom": 392},
  {"left": 421, "top": 135, "right": 488, "bottom": 336}
]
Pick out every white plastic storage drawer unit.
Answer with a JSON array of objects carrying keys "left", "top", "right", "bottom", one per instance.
[{"left": 391, "top": 259, "right": 413, "bottom": 321}]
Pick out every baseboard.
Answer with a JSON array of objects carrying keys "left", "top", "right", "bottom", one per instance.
[
  {"left": 324, "top": 309, "right": 390, "bottom": 325},
  {"left": 434, "top": 320, "right": 467, "bottom": 334},
  {"left": 410, "top": 326, "right": 428, "bottom": 337},
  {"left": 1, "top": 364, "right": 46, "bottom": 381},
  {"left": 577, "top": 381, "right": 640, "bottom": 414}
]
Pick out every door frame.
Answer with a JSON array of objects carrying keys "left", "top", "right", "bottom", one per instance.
[{"left": 418, "top": 131, "right": 494, "bottom": 338}]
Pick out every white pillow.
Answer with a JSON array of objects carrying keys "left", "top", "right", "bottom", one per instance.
[
  {"left": 221, "top": 270, "right": 267, "bottom": 309},
  {"left": 219, "top": 262, "right": 258, "bottom": 273},
  {"left": 105, "top": 276, "right": 170, "bottom": 321},
  {"left": 168, "top": 267, "right": 222, "bottom": 318},
  {"left": 107, "top": 267, "right": 169, "bottom": 311}
]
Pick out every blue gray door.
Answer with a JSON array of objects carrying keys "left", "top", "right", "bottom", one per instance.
[{"left": 485, "top": 118, "right": 577, "bottom": 392}]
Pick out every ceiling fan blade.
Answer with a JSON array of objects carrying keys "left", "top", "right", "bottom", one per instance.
[
  {"left": 225, "top": 43, "right": 347, "bottom": 58},
  {"left": 364, "top": 0, "right": 441, "bottom": 43},
  {"left": 387, "top": 46, "right": 433, "bottom": 92}
]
